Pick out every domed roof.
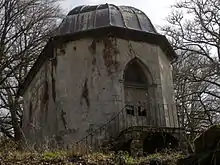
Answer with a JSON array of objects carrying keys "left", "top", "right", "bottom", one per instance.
[{"left": 55, "top": 4, "right": 157, "bottom": 36}]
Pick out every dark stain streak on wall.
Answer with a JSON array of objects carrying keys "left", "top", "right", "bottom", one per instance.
[
  {"left": 89, "top": 40, "right": 97, "bottom": 54},
  {"left": 43, "top": 81, "right": 49, "bottom": 104},
  {"left": 80, "top": 78, "right": 90, "bottom": 108},
  {"left": 29, "top": 102, "right": 33, "bottom": 124},
  {"left": 89, "top": 40, "right": 102, "bottom": 76},
  {"left": 102, "top": 37, "right": 120, "bottom": 75},
  {"left": 43, "top": 80, "right": 49, "bottom": 122},
  {"left": 73, "top": 46, "right": 76, "bottom": 51},
  {"left": 51, "top": 56, "right": 57, "bottom": 102},
  {"left": 52, "top": 77, "right": 56, "bottom": 102},
  {"left": 61, "top": 109, "right": 67, "bottom": 129},
  {"left": 89, "top": 40, "right": 97, "bottom": 67},
  {"left": 128, "top": 42, "right": 136, "bottom": 57}
]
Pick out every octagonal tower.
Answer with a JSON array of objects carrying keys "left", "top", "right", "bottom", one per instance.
[{"left": 19, "top": 4, "right": 180, "bottom": 152}]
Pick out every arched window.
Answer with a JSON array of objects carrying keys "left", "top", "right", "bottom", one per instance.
[
  {"left": 124, "top": 59, "right": 149, "bottom": 117},
  {"left": 124, "top": 60, "right": 148, "bottom": 87}
]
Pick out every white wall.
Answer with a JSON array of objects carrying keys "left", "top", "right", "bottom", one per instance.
[{"left": 22, "top": 37, "right": 177, "bottom": 146}]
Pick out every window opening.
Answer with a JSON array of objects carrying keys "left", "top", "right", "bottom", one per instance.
[
  {"left": 138, "top": 106, "right": 146, "bottom": 116},
  {"left": 126, "top": 105, "right": 135, "bottom": 115}
]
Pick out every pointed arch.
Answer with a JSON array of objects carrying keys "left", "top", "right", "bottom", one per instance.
[
  {"left": 123, "top": 57, "right": 153, "bottom": 87},
  {"left": 123, "top": 58, "right": 154, "bottom": 119}
]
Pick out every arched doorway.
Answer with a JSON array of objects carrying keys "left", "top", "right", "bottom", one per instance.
[
  {"left": 143, "top": 132, "right": 179, "bottom": 154},
  {"left": 123, "top": 58, "right": 152, "bottom": 126}
]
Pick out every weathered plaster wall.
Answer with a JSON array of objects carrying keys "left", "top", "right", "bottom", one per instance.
[
  {"left": 157, "top": 48, "right": 178, "bottom": 127},
  {"left": 22, "top": 36, "right": 177, "bottom": 146},
  {"left": 53, "top": 37, "right": 177, "bottom": 145},
  {"left": 22, "top": 62, "right": 46, "bottom": 141},
  {"left": 22, "top": 60, "right": 58, "bottom": 144},
  {"left": 54, "top": 38, "right": 124, "bottom": 144}
]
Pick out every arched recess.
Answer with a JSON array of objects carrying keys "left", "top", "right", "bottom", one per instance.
[
  {"left": 143, "top": 132, "right": 179, "bottom": 154},
  {"left": 123, "top": 58, "right": 155, "bottom": 123},
  {"left": 124, "top": 58, "right": 153, "bottom": 86}
]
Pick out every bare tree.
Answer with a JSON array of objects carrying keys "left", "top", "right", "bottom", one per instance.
[
  {"left": 0, "top": 0, "right": 62, "bottom": 141},
  {"left": 162, "top": 0, "right": 220, "bottom": 141}
]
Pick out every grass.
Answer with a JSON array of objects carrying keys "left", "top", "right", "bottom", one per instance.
[{"left": 0, "top": 138, "right": 185, "bottom": 165}]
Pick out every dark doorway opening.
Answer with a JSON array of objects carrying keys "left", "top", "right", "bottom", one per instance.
[
  {"left": 119, "top": 139, "right": 132, "bottom": 153},
  {"left": 143, "top": 132, "right": 179, "bottom": 154},
  {"left": 113, "top": 139, "right": 132, "bottom": 154}
]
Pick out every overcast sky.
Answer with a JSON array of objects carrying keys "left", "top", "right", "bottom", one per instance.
[{"left": 60, "top": 0, "right": 178, "bottom": 27}]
